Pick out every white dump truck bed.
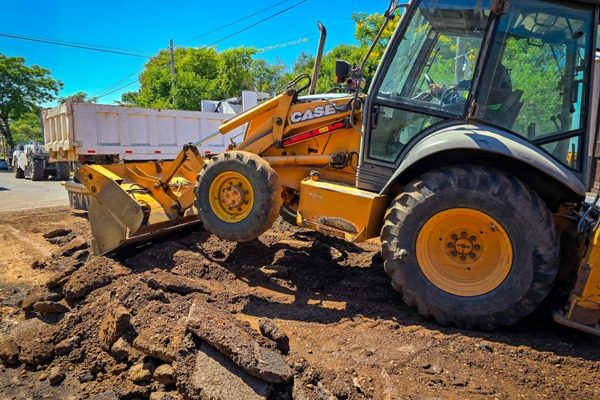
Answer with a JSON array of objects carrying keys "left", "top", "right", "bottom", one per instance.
[{"left": 42, "top": 91, "right": 266, "bottom": 162}]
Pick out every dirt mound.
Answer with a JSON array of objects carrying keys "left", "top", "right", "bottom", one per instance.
[{"left": 1, "top": 209, "right": 599, "bottom": 399}]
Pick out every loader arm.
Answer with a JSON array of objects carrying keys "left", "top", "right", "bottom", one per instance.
[{"left": 76, "top": 86, "right": 362, "bottom": 255}]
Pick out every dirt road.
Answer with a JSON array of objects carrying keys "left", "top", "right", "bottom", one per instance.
[
  {"left": 0, "top": 207, "right": 599, "bottom": 400},
  {"left": 0, "top": 170, "right": 69, "bottom": 212}
]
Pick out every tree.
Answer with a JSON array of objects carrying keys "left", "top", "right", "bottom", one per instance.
[
  {"left": 280, "top": 11, "right": 400, "bottom": 94},
  {"left": 11, "top": 111, "right": 43, "bottom": 144},
  {"left": 118, "top": 91, "right": 140, "bottom": 106},
  {"left": 125, "top": 46, "right": 276, "bottom": 110},
  {"left": 0, "top": 54, "right": 62, "bottom": 148},
  {"left": 352, "top": 11, "right": 400, "bottom": 88},
  {"left": 121, "top": 9, "right": 400, "bottom": 109},
  {"left": 251, "top": 59, "right": 286, "bottom": 95},
  {"left": 59, "top": 91, "right": 96, "bottom": 104}
]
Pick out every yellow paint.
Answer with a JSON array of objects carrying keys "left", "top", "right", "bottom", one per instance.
[
  {"left": 297, "top": 178, "right": 389, "bottom": 242},
  {"left": 77, "top": 87, "right": 367, "bottom": 255},
  {"left": 262, "top": 155, "right": 332, "bottom": 166},
  {"left": 565, "top": 225, "right": 600, "bottom": 325},
  {"left": 416, "top": 208, "right": 513, "bottom": 297},
  {"left": 208, "top": 171, "right": 254, "bottom": 223},
  {"left": 219, "top": 94, "right": 282, "bottom": 134}
]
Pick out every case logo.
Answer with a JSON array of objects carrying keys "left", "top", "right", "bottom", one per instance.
[{"left": 290, "top": 104, "right": 336, "bottom": 124}]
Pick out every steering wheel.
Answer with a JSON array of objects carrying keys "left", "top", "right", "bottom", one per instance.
[{"left": 440, "top": 87, "right": 460, "bottom": 104}]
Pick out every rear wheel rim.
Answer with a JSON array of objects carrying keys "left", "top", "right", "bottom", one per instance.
[
  {"left": 416, "top": 208, "right": 513, "bottom": 297},
  {"left": 209, "top": 171, "right": 254, "bottom": 223}
]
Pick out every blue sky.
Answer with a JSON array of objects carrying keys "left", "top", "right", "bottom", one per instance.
[{"left": 0, "top": 0, "right": 386, "bottom": 105}]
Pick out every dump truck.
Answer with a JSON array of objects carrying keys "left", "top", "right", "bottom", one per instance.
[
  {"left": 77, "top": 0, "right": 600, "bottom": 335},
  {"left": 42, "top": 92, "right": 267, "bottom": 209},
  {"left": 41, "top": 92, "right": 268, "bottom": 165},
  {"left": 12, "top": 142, "right": 70, "bottom": 181}
]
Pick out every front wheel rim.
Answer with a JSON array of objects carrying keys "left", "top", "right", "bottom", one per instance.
[
  {"left": 416, "top": 208, "right": 513, "bottom": 297},
  {"left": 208, "top": 171, "right": 254, "bottom": 223}
]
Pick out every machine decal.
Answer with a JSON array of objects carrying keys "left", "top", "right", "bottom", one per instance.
[{"left": 290, "top": 104, "right": 337, "bottom": 124}]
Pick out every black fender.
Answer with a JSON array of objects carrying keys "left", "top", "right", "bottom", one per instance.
[{"left": 380, "top": 124, "right": 585, "bottom": 208}]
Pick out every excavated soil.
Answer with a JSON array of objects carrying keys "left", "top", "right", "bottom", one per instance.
[{"left": 0, "top": 206, "right": 599, "bottom": 400}]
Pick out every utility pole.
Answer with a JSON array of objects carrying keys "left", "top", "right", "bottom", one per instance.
[{"left": 169, "top": 39, "right": 176, "bottom": 105}]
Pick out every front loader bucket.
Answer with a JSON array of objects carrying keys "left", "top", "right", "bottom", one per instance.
[
  {"left": 86, "top": 179, "right": 145, "bottom": 256},
  {"left": 75, "top": 147, "right": 205, "bottom": 255}
]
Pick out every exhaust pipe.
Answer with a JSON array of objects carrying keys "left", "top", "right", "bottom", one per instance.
[{"left": 309, "top": 21, "right": 327, "bottom": 95}]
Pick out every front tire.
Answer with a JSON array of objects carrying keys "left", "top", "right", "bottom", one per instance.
[
  {"left": 195, "top": 151, "right": 282, "bottom": 242},
  {"left": 14, "top": 167, "right": 25, "bottom": 179},
  {"left": 31, "top": 159, "right": 45, "bottom": 181},
  {"left": 381, "top": 165, "right": 558, "bottom": 330}
]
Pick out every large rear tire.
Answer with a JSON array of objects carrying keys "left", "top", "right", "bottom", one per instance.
[
  {"left": 55, "top": 162, "right": 70, "bottom": 181},
  {"left": 381, "top": 165, "right": 559, "bottom": 330},
  {"left": 31, "top": 159, "right": 45, "bottom": 181},
  {"left": 195, "top": 151, "right": 282, "bottom": 242}
]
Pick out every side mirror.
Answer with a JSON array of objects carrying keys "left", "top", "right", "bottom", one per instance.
[{"left": 335, "top": 60, "right": 352, "bottom": 84}]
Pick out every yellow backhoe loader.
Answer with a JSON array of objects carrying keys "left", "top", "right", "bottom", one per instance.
[{"left": 77, "top": 0, "right": 600, "bottom": 335}]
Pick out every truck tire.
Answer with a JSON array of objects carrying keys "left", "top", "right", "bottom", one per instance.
[
  {"left": 55, "top": 162, "right": 70, "bottom": 181},
  {"left": 14, "top": 167, "right": 25, "bottom": 179},
  {"left": 195, "top": 151, "right": 282, "bottom": 242},
  {"left": 31, "top": 159, "right": 45, "bottom": 181},
  {"left": 381, "top": 165, "right": 558, "bottom": 330}
]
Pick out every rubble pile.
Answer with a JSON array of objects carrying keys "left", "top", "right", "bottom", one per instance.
[
  {"left": 0, "top": 225, "right": 369, "bottom": 400},
  {"left": 2, "top": 213, "right": 599, "bottom": 400}
]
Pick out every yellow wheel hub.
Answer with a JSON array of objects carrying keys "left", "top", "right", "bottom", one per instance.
[
  {"left": 209, "top": 171, "right": 254, "bottom": 223},
  {"left": 416, "top": 208, "right": 513, "bottom": 297}
]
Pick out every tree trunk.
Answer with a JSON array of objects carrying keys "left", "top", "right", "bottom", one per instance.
[{"left": 0, "top": 116, "right": 14, "bottom": 149}]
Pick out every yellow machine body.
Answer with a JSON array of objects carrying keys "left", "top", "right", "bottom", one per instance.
[
  {"left": 554, "top": 226, "right": 600, "bottom": 334},
  {"left": 75, "top": 1, "right": 600, "bottom": 337},
  {"left": 76, "top": 90, "right": 374, "bottom": 255},
  {"left": 297, "top": 177, "right": 389, "bottom": 242},
  {"left": 75, "top": 86, "right": 600, "bottom": 336}
]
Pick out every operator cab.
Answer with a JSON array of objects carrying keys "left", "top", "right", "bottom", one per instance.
[{"left": 359, "top": 0, "right": 598, "bottom": 192}]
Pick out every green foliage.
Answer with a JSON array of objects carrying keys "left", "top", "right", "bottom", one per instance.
[
  {"left": 501, "top": 38, "right": 564, "bottom": 136},
  {"left": 122, "top": 9, "right": 402, "bottom": 109},
  {"left": 118, "top": 91, "right": 140, "bottom": 106},
  {"left": 251, "top": 59, "right": 287, "bottom": 95},
  {"left": 128, "top": 47, "right": 288, "bottom": 110},
  {"left": 59, "top": 91, "right": 96, "bottom": 104},
  {"left": 282, "top": 11, "right": 400, "bottom": 93},
  {"left": 0, "top": 53, "right": 61, "bottom": 147},
  {"left": 11, "top": 112, "right": 43, "bottom": 144}
]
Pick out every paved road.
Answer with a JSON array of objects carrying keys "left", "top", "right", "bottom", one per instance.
[{"left": 0, "top": 170, "right": 69, "bottom": 212}]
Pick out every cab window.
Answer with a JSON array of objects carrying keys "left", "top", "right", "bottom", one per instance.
[
  {"left": 476, "top": 0, "right": 594, "bottom": 170},
  {"left": 370, "top": 0, "right": 491, "bottom": 163}
]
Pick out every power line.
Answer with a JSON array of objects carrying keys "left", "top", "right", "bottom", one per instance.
[
  {"left": 91, "top": 70, "right": 141, "bottom": 98},
  {"left": 94, "top": 59, "right": 173, "bottom": 100},
  {"left": 95, "top": 0, "right": 310, "bottom": 101},
  {"left": 255, "top": 37, "right": 309, "bottom": 54},
  {"left": 182, "top": 0, "right": 293, "bottom": 45},
  {"left": 94, "top": 79, "right": 140, "bottom": 100},
  {"left": 201, "top": 0, "right": 309, "bottom": 49},
  {"left": 0, "top": 32, "right": 151, "bottom": 58}
]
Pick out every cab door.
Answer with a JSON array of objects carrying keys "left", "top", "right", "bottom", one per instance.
[{"left": 358, "top": 0, "right": 493, "bottom": 191}]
